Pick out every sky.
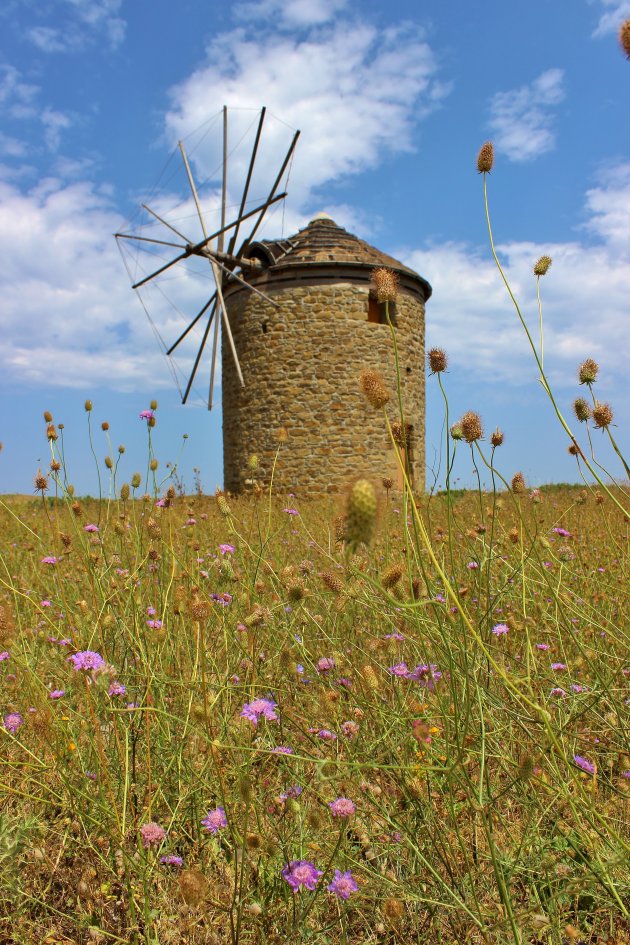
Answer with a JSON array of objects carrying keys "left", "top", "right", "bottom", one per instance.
[{"left": 1, "top": 0, "right": 629, "bottom": 496}]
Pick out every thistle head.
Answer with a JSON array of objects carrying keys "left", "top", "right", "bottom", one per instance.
[
  {"left": 360, "top": 369, "right": 390, "bottom": 409},
  {"left": 620, "top": 18, "right": 630, "bottom": 59},
  {"left": 533, "top": 255, "right": 552, "bottom": 276},
  {"left": 428, "top": 347, "right": 448, "bottom": 374},
  {"left": 578, "top": 358, "right": 599, "bottom": 385},
  {"left": 592, "top": 401, "right": 613, "bottom": 429},
  {"left": 371, "top": 267, "right": 399, "bottom": 303},
  {"left": 490, "top": 428, "right": 504, "bottom": 447},
  {"left": 459, "top": 411, "right": 483, "bottom": 444},
  {"left": 511, "top": 472, "right": 526, "bottom": 494},
  {"left": 573, "top": 397, "right": 591, "bottom": 423},
  {"left": 476, "top": 141, "right": 494, "bottom": 173}
]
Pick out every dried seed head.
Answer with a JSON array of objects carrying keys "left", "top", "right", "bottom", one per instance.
[
  {"left": 50, "top": 459, "right": 61, "bottom": 472},
  {"left": 450, "top": 423, "right": 463, "bottom": 441},
  {"left": 131, "top": 472, "right": 142, "bottom": 489},
  {"left": 101, "top": 421, "right": 109, "bottom": 431},
  {"left": 620, "top": 18, "right": 630, "bottom": 58},
  {"left": 248, "top": 454, "right": 259, "bottom": 471},
  {"left": 592, "top": 401, "right": 613, "bottom": 428},
  {"left": 360, "top": 369, "right": 390, "bottom": 409},
  {"left": 383, "top": 897, "right": 405, "bottom": 920},
  {"left": 391, "top": 421, "right": 411, "bottom": 447},
  {"left": 46, "top": 424, "right": 58, "bottom": 441},
  {"left": 371, "top": 267, "right": 399, "bottom": 303},
  {"left": 179, "top": 870, "right": 208, "bottom": 907},
  {"left": 459, "top": 411, "right": 483, "bottom": 444},
  {"left": 411, "top": 577, "right": 424, "bottom": 600},
  {"left": 477, "top": 141, "right": 494, "bottom": 173},
  {"left": 149, "top": 459, "right": 158, "bottom": 471},
  {"left": 286, "top": 580, "right": 306, "bottom": 602},
  {"left": 120, "top": 483, "right": 130, "bottom": 501},
  {"left": 346, "top": 479, "right": 377, "bottom": 548},
  {"left": 146, "top": 517, "right": 161, "bottom": 539},
  {"left": 34, "top": 470, "right": 49, "bottom": 493},
  {"left": 216, "top": 492, "right": 231, "bottom": 516},
  {"left": 43, "top": 410, "right": 53, "bottom": 423},
  {"left": 150, "top": 399, "right": 158, "bottom": 410},
  {"left": 511, "top": 472, "right": 526, "bottom": 494},
  {"left": 578, "top": 358, "right": 599, "bottom": 385},
  {"left": 568, "top": 443, "right": 580, "bottom": 456},
  {"left": 321, "top": 570, "right": 344, "bottom": 594},
  {"left": 490, "top": 428, "right": 504, "bottom": 447},
  {"left": 381, "top": 563, "right": 403, "bottom": 589},
  {"left": 508, "top": 527, "right": 519, "bottom": 544},
  {"left": 428, "top": 347, "right": 448, "bottom": 373},
  {"left": 382, "top": 476, "right": 394, "bottom": 490},
  {"left": 573, "top": 397, "right": 591, "bottom": 422},
  {"left": 533, "top": 255, "right": 552, "bottom": 276},
  {"left": 518, "top": 754, "right": 535, "bottom": 781},
  {"left": 104, "top": 456, "right": 113, "bottom": 470}
]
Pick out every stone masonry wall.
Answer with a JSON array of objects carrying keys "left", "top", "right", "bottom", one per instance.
[{"left": 222, "top": 280, "right": 425, "bottom": 495}]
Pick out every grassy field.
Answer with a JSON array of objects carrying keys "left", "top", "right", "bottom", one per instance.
[{"left": 1, "top": 458, "right": 628, "bottom": 943}]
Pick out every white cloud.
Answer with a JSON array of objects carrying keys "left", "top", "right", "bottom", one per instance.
[
  {"left": 591, "top": 0, "right": 630, "bottom": 36},
  {"left": 401, "top": 162, "right": 630, "bottom": 389},
  {"left": 25, "top": 0, "right": 126, "bottom": 53},
  {"left": 164, "top": 19, "right": 448, "bottom": 223},
  {"left": 488, "top": 69, "right": 565, "bottom": 162},
  {"left": 234, "top": 0, "right": 348, "bottom": 28}
]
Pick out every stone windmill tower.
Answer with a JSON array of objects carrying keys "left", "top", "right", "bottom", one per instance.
[
  {"left": 222, "top": 213, "right": 432, "bottom": 495},
  {"left": 117, "top": 108, "right": 431, "bottom": 495}
]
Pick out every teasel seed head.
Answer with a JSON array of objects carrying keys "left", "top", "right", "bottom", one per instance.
[
  {"left": 34, "top": 470, "right": 49, "bottom": 493},
  {"left": 101, "top": 421, "right": 109, "bottom": 431},
  {"left": 477, "top": 141, "right": 494, "bottom": 173},
  {"left": 50, "top": 459, "right": 61, "bottom": 472},
  {"left": 460, "top": 411, "right": 483, "bottom": 444},
  {"left": 131, "top": 472, "right": 142, "bottom": 489},
  {"left": 321, "top": 570, "right": 344, "bottom": 594},
  {"left": 346, "top": 478, "right": 377, "bottom": 548},
  {"left": 381, "top": 563, "right": 403, "bottom": 589},
  {"left": 511, "top": 471, "right": 526, "bottom": 494},
  {"left": 43, "top": 410, "right": 53, "bottom": 423},
  {"left": 360, "top": 369, "right": 390, "bottom": 409},
  {"left": 568, "top": 443, "right": 580, "bottom": 456},
  {"left": 490, "top": 428, "right": 504, "bottom": 447},
  {"left": 573, "top": 397, "right": 591, "bottom": 423},
  {"left": 450, "top": 423, "right": 463, "bottom": 441},
  {"left": 371, "top": 266, "right": 399, "bottom": 303},
  {"left": 120, "top": 483, "right": 130, "bottom": 501},
  {"left": 533, "top": 255, "right": 552, "bottom": 276},
  {"left": 578, "top": 358, "right": 599, "bottom": 385},
  {"left": 620, "top": 18, "right": 630, "bottom": 58},
  {"left": 592, "top": 401, "right": 613, "bottom": 429},
  {"left": 382, "top": 476, "right": 394, "bottom": 491},
  {"left": 46, "top": 424, "right": 58, "bottom": 441},
  {"left": 428, "top": 347, "right": 448, "bottom": 373},
  {"left": 84, "top": 400, "right": 93, "bottom": 412}
]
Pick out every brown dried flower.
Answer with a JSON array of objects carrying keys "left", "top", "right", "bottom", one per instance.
[
  {"left": 371, "top": 267, "right": 399, "bottom": 303},
  {"left": 620, "top": 18, "right": 630, "bottom": 58},
  {"left": 477, "top": 141, "right": 494, "bottom": 173},
  {"left": 511, "top": 472, "right": 526, "bottom": 494},
  {"left": 360, "top": 369, "right": 390, "bottom": 409},
  {"left": 592, "top": 401, "right": 613, "bottom": 429},
  {"left": 578, "top": 358, "right": 599, "bottom": 385},
  {"left": 573, "top": 397, "right": 591, "bottom": 422},
  {"left": 428, "top": 347, "right": 447, "bottom": 373},
  {"left": 34, "top": 470, "right": 49, "bottom": 493},
  {"left": 490, "top": 428, "right": 504, "bottom": 447},
  {"left": 459, "top": 411, "right": 483, "bottom": 444},
  {"left": 533, "top": 255, "right": 552, "bottom": 276},
  {"left": 381, "top": 563, "right": 403, "bottom": 589},
  {"left": 382, "top": 476, "right": 394, "bottom": 491}
]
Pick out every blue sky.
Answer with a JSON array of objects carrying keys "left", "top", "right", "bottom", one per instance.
[{"left": 1, "top": 0, "right": 629, "bottom": 496}]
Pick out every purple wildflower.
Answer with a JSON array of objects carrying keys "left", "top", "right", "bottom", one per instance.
[
  {"left": 139, "top": 410, "right": 154, "bottom": 422},
  {"left": 283, "top": 508, "right": 299, "bottom": 516},
  {"left": 272, "top": 746, "right": 294, "bottom": 755},
  {"left": 240, "top": 697, "right": 278, "bottom": 726},
  {"left": 3, "top": 712, "right": 23, "bottom": 734},
  {"left": 407, "top": 664, "right": 442, "bottom": 690},
  {"left": 282, "top": 860, "right": 323, "bottom": 892},
  {"left": 467, "top": 561, "right": 479, "bottom": 570},
  {"left": 41, "top": 556, "right": 59, "bottom": 565},
  {"left": 201, "top": 807, "right": 227, "bottom": 834},
  {"left": 317, "top": 657, "right": 335, "bottom": 673},
  {"left": 108, "top": 681, "right": 126, "bottom": 697},
  {"left": 84, "top": 524, "right": 99, "bottom": 533},
  {"left": 49, "top": 689, "right": 65, "bottom": 699},
  {"left": 341, "top": 720, "right": 359, "bottom": 738},
  {"left": 573, "top": 755, "right": 596, "bottom": 775},
  {"left": 388, "top": 662, "right": 409, "bottom": 677},
  {"left": 327, "top": 869, "right": 358, "bottom": 900},
  {"left": 219, "top": 543, "right": 235, "bottom": 555},
  {"left": 40, "top": 600, "right": 52, "bottom": 607},
  {"left": 279, "top": 785, "right": 303, "bottom": 801},
  {"left": 551, "top": 662, "right": 567, "bottom": 671},
  {"left": 492, "top": 623, "right": 509, "bottom": 636},
  {"left": 550, "top": 687, "right": 567, "bottom": 697},
  {"left": 314, "top": 729, "right": 337, "bottom": 741},
  {"left": 161, "top": 854, "right": 183, "bottom": 867},
  {"left": 140, "top": 822, "right": 166, "bottom": 848},
  {"left": 0, "top": 651, "right": 9, "bottom": 662},
  {"left": 68, "top": 650, "right": 105, "bottom": 672},
  {"left": 536, "top": 643, "right": 550, "bottom": 651},
  {"left": 146, "top": 619, "right": 163, "bottom": 630},
  {"left": 328, "top": 797, "right": 356, "bottom": 818},
  {"left": 552, "top": 527, "right": 572, "bottom": 537}
]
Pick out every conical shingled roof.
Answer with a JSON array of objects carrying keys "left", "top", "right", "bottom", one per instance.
[{"left": 245, "top": 215, "right": 432, "bottom": 300}]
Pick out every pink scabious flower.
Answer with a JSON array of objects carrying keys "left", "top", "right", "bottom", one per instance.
[
  {"left": 467, "top": 561, "right": 479, "bottom": 570},
  {"left": 84, "top": 524, "right": 99, "bottom": 533},
  {"left": 536, "top": 643, "right": 550, "bottom": 651},
  {"left": 68, "top": 650, "right": 105, "bottom": 672},
  {"left": 146, "top": 619, "right": 163, "bottom": 630},
  {"left": 108, "top": 681, "right": 126, "bottom": 697},
  {"left": 341, "top": 720, "right": 359, "bottom": 739},
  {"left": 550, "top": 687, "right": 567, "bottom": 697},
  {"left": 328, "top": 797, "right": 356, "bottom": 818},
  {"left": 140, "top": 822, "right": 166, "bottom": 848},
  {"left": 41, "top": 556, "right": 59, "bottom": 565},
  {"left": 552, "top": 527, "right": 572, "bottom": 538},
  {"left": 551, "top": 662, "right": 567, "bottom": 671},
  {"left": 388, "top": 662, "right": 409, "bottom": 677},
  {"left": 139, "top": 410, "right": 154, "bottom": 422},
  {"left": 315, "top": 729, "right": 336, "bottom": 741},
  {"left": 327, "top": 869, "right": 358, "bottom": 900},
  {"left": 219, "top": 543, "right": 235, "bottom": 555},
  {"left": 40, "top": 600, "right": 52, "bottom": 607},
  {"left": 155, "top": 498, "right": 167, "bottom": 508},
  {"left": 3, "top": 712, "right": 23, "bottom": 734},
  {"left": 573, "top": 755, "right": 596, "bottom": 775},
  {"left": 0, "top": 651, "right": 9, "bottom": 662},
  {"left": 407, "top": 664, "right": 442, "bottom": 690},
  {"left": 282, "top": 860, "right": 323, "bottom": 893},
  {"left": 49, "top": 689, "right": 65, "bottom": 699},
  {"left": 283, "top": 508, "right": 299, "bottom": 516},
  {"left": 201, "top": 807, "right": 227, "bottom": 834},
  {"left": 240, "top": 697, "right": 278, "bottom": 726},
  {"left": 272, "top": 746, "right": 294, "bottom": 755},
  {"left": 492, "top": 623, "right": 509, "bottom": 636},
  {"left": 317, "top": 657, "right": 335, "bottom": 673}
]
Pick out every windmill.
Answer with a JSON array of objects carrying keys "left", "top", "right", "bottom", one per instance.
[{"left": 115, "top": 107, "right": 300, "bottom": 409}]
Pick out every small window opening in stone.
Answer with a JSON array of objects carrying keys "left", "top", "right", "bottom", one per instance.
[
  {"left": 406, "top": 366, "right": 412, "bottom": 375},
  {"left": 367, "top": 290, "right": 397, "bottom": 325},
  {"left": 262, "top": 321, "right": 268, "bottom": 334}
]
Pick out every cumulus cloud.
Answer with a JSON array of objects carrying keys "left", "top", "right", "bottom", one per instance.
[
  {"left": 591, "top": 0, "right": 630, "bottom": 36},
  {"left": 488, "top": 69, "right": 565, "bottom": 162},
  {"left": 25, "top": 0, "right": 126, "bottom": 53},
  {"left": 402, "top": 162, "right": 630, "bottom": 389},
  {"left": 234, "top": 0, "right": 348, "bottom": 28}
]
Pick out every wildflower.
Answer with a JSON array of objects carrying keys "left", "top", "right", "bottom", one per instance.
[
  {"left": 317, "top": 657, "right": 335, "bottom": 673},
  {"left": 108, "top": 681, "right": 126, "bottom": 697},
  {"left": 388, "top": 662, "right": 409, "bottom": 677},
  {"left": 282, "top": 860, "right": 323, "bottom": 893},
  {"left": 360, "top": 369, "right": 390, "bottom": 408},
  {"left": 49, "top": 689, "right": 65, "bottom": 699},
  {"left": 573, "top": 755, "right": 596, "bottom": 775},
  {"left": 315, "top": 729, "right": 337, "bottom": 741},
  {"left": 240, "top": 697, "right": 278, "bottom": 726},
  {"left": 201, "top": 807, "right": 227, "bottom": 833},
  {"left": 283, "top": 508, "right": 299, "bottom": 516},
  {"left": 551, "top": 662, "right": 567, "bottom": 671},
  {"left": 467, "top": 561, "right": 479, "bottom": 570},
  {"left": 477, "top": 141, "right": 494, "bottom": 173},
  {"left": 279, "top": 785, "right": 303, "bottom": 801},
  {"left": 161, "top": 855, "right": 183, "bottom": 867},
  {"left": 459, "top": 411, "right": 483, "bottom": 443},
  {"left": 536, "top": 643, "right": 550, "bottom": 651},
  {"left": 341, "top": 720, "right": 359, "bottom": 738},
  {"left": 407, "top": 664, "right": 442, "bottom": 690},
  {"left": 327, "top": 869, "right": 359, "bottom": 900},
  {"left": 428, "top": 347, "right": 447, "bottom": 374},
  {"left": 592, "top": 402, "right": 613, "bottom": 429},
  {"left": 620, "top": 18, "right": 630, "bottom": 58},
  {"left": 552, "top": 527, "right": 572, "bottom": 537},
  {"left": 371, "top": 267, "right": 399, "bottom": 303},
  {"left": 573, "top": 397, "right": 591, "bottom": 423},
  {"left": 511, "top": 472, "right": 526, "bottom": 494},
  {"left": 328, "top": 797, "right": 356, "bottom": 818},
  {"left": 534, "top": 255, "right": 552, "bottom": 276},
  {"left": 3, "top": 712, "right": 23, "bottom": 734},
  {"left": 578, "top": 358, "right": 598, "bottom": 385},
  {"left": 68, "top": 650, "right": 105, "bottom": 672},
  {"left": 491, "top": 428, "right": 504, "bottom": 447},
  {"left": 139, "top": 410, "right": 155, "bottom": 422},
  {"left": 41, "top": 556, "right": 59, "bottom": 565},
  {"left": 272, "top": 746, "right": 294, "bottom": 755},
  {"left": 492, "top": 623, "right": 509, "bottom": 636},
  {"left": 140, "top": 822, "right": 166, "bottom": 848},
  {"left": 0, "top": 651, "right": 9, "bottom": 661},
  {"left": 146, "top": 619, "right": 163, "bottom": 630},
  {"left": 84, "top": 524, "right": 99, "bottom": 533},
  {"left": 219, "top": 543, "right": 235, "bottom": 555}
]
